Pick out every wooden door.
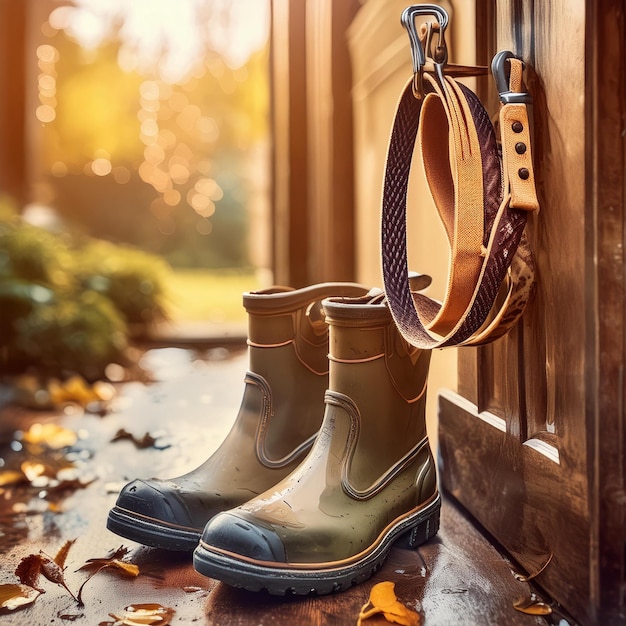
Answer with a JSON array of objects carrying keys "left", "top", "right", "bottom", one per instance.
[{"left": 438, "top": 1, "right": 626, "bottom": 624}]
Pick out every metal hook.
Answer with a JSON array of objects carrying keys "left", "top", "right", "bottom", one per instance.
[
  {"left": 401, "top": 4, "right": 449, "bottom": 98},
  {"left": 491, "top": 50, "right": 532, "bottom": 104}
]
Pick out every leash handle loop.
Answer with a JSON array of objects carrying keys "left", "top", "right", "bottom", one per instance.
[{"left": 380, "top": 44, "right": 539, "bottom": 348}]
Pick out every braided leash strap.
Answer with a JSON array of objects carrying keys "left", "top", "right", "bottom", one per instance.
[{"left": 381, "top": 56, "right": 538, "bottom": 349}]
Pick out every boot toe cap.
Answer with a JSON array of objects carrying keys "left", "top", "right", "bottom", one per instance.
[
  {"left": 200, "top": 512, "right": 286, "bottom": 562},
  {"left": 115, "top": 479, "right": 196, "bottom": 527}
]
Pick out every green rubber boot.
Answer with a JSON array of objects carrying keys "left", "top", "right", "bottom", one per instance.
[
  {"left": 193, "top": 288, "right": 440, "bottom": 593},
  {"left": 107, "top": 282, "right": 369, "bottom": 550}
]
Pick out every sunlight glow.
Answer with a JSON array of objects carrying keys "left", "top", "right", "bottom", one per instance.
[
  {"left": 39, "top": 0, "right": 270, "bottom": 258},
  {"left": 49, "top": 0, "right": 269, "bottom": 83}
]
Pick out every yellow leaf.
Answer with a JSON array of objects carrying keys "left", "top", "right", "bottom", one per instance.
[
  {"left": 370, "top": 581, "right": 399, "bottom": 609},
  {"left": 22, "top": 423, "right": 77, "bottom": 449},
  {"left": 109, "top": 560, "right": 140, "bottom": 577},
  {"left": 357, "top": 582, "right": 420, "bottom": 626},
  {"left": 513, "top": 597, "right": 552, "bottom": 615},
  {"left": 47, "top": 378, "right": 69, "bottom": 405},
  {"left": 62, "top": 375, "right": 99, "bottom": 406},
  {"left": 54, "top": 539, "right": 77, "bottom": 569},
  {"left": 382, "top": 608, "right": 420, "bottom": 626},
  {"left": 0, "top": 470, "right": 26, "bottom": 487},
  {"left": 110, "top": 603, "right": 175, "bottom": 626},
  {"left": 0, "top": 583, "right": 40, "bottom": 610}
]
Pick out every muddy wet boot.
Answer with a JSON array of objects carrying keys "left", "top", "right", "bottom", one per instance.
[
  {"left": 193, "top": 290, "right": 440, "bottom": 594},
  {"left": 107, "top": 282, "right": 369, "bottom": 551}
]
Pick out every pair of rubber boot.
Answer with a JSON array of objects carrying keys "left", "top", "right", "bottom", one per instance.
[{"left": 107, "top": 280, "right": 440, "bottom": 595}]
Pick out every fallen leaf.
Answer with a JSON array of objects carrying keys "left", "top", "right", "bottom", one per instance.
[
  {"left": 54, "top": 539, "right": 77, "bottom": 569},
  {"left": 21, "top": 423, "right": 78, "bottom": 450},
  {"left": 0, "top": 583, "right": 40, "bottom": 611},
  {"left": 102, "top": 603, "right": 175, "bottom": 626},
  {"left": 106, "top": 560, "right": 140, "bottom": 577},
  {"left": 79, "top": 546, "right": 132, "bottom": 571},
  {"left": 58, "top": 610, "right": 84, "bottom": 621},
  {"left": 513, "top": 596, "right": 553, "bottom": 615},
  {"left": 111, "top": 429, "right": 168, "bottom": 450},
  {"left": 0, "top": 469, "right": 26, "bottom": 487},
  {"left": 15, "top": 554, "right": 46, "bottom": 592},
  {"left": 77, "top": 546, "right": 140, "bottom": 605},
  {"left": 49, "top": 375, "right": 98, "bottom": 407},
  {"left": 15, "top": 541, "right": 78, "bottom": 602},
  {"left": 357, "top": 581, "right": 420, "bottom": 626}
]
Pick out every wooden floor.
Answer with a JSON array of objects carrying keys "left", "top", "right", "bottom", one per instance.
[{"left": 0, "top": 345, "right": 572, "bottom": 625}]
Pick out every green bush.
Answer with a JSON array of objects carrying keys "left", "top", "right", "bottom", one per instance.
[
  {"left": 74, "top": 239, "right": 170, "bottom": 327},
  {"left": 0, "top": 200, "right": 170, "bottom": 378},
  {"left": 11, "top": 290, "right": 127, "bottom": 380},
  {"left": 0, "top": 222, "right": 74, "bottom": 287}
]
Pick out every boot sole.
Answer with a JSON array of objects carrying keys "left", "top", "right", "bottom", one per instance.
[
  {"left": 192, "top": 494, "right": 441, "bottom": 595},
  {"left": 107, "top": 506, "right": 201, "bottom": 552}
]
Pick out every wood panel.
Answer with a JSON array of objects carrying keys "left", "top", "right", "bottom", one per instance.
[
  {"left": 440, "top": 1, "right": 626, "bottom": 623},
  {"left": 0, "top": 0, "right": 28, "bottom": 207},
  {"left": 305, "top": 0, "right": 360, "bottom": 285},
  {"left": 270, "top": 0, "right": 310, "bottom": 287},
  {"left": 270, "top": 0, "right": 359, "bottom": 287},
  {"left": 585, "top": 0, "right": 626, "bottom": 617}
]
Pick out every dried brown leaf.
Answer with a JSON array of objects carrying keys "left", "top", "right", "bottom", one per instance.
[
  {"left": 40, "top": 554, "right": 78, "bottom": 602},
  {"left": 111, "top": 429, "right": 158, "bottom": 449},
  {"left": 15, "top": 545, "right": 78, "bottom": 602},
  {"left": 79, "top": 546, "right": 131, "bottom": 571},
  {"left": 0, "top": 583, "right": 40, "bottom": 611},
  {"left": 40, "top": 556, "right": 65, "bottom": 585},
  {"left": 77, "top": 547, "right": 140, "bottom": 606},
  {"left": 57, "top": 610, "right": 84, "bottom": 621},
  {"left": 54, "top": 539, "right": 77, "bottom": 569},
  {"left": 15, "top": 554, "right": 45, "bottom": 592}
]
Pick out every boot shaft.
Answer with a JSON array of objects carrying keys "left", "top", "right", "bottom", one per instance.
[
  {"left": 322, "top": 295, "right": 432, "bottom": 490},
  {"left": 241, "top": 283, "right": 369, "bottom": 461}
]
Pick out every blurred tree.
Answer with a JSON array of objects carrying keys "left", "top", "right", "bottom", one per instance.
[{"left": 36, "top": 1, "right": 269, "bottom": 269}]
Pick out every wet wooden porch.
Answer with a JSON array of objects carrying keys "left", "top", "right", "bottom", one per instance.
[{"left": 0, "top": 343, "right": 572, "bottom": 625}]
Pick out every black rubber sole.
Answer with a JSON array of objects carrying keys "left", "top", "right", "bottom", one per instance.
[
  {"left": 192, "top": 495, "right": 441, "bottom": 595},
  {"left": 107, "top": 506, "right": 201, "bottom": 552}
]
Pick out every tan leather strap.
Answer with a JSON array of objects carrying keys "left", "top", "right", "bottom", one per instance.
[{"left": 381, "top": 53, "right": 538, "bottom": 349}]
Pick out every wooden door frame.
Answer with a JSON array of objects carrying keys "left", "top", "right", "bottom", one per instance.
[
  {"left": 585, "top": 0, "right": 626, "bottom": 618},
  {"left": 0, "top": 0, "right": 28, "bottom": 208},
  {"left": 269, "top": 0, "right": 360, "bottom": 287}
]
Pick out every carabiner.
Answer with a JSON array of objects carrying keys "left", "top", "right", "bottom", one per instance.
[
  {"left": 491, "top": 50, "right": 532, "bottom": 104},
  {"left": 401, "top": 4, "right": 449, "bottom": 98}
]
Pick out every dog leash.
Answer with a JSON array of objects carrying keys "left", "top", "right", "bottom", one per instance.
[{"left": 381, "top": 6, "right": 539, "bottom": 349}]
